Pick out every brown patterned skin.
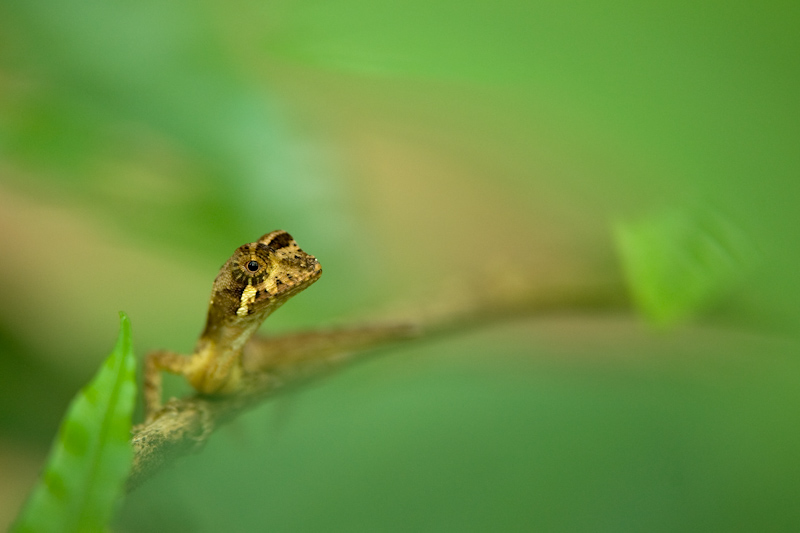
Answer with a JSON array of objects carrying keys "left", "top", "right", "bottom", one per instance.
[{"left": 144, "top": 231, "right": 321, "bottom": 419}]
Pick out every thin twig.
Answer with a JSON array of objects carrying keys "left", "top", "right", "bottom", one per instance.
[{"left": 127, "top": 279, "right": 627, "bottom": 491}]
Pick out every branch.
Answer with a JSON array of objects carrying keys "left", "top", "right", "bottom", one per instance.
[{"left": 128, "top": 279, "right": 627, "bottom": 491}]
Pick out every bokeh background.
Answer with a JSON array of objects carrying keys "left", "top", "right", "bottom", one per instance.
[{"left": 2, "top": 1, "right": 799, "bottom": 531}]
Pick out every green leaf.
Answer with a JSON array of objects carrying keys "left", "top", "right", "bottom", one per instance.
[
  {"left": 12, "top": 312, "right": 137, "bottom": 533},
  {"left": 615, "top": 208, "right": 754, "bottom": 327}
]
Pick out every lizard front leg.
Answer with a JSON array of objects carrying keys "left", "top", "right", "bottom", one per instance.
[{"left": 144, "top": 350, "right": 192, "bottom": 419}]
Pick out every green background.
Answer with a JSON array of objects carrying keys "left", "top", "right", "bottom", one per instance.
[{"left": 1, "top": 1, "right": 798, "bottom": 531}]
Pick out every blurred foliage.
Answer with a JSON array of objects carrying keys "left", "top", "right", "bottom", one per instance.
[
  {"left": 615, "top": 208, "right": 754, "bottom": 327},
  {"left": 12, "top": 314, "right": 135, "bottom": 533},
  {"left": 0, "top": 326, "right": 75, "bottom": 442},
  {"left": 1, "top": 0, "right": 799, "bottom": 531}
]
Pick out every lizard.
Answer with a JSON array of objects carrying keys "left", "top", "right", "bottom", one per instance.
[{"left": 143, "top": 230, "right": 323, "bottom": 419}]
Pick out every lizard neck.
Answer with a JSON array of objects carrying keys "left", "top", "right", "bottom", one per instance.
[{"left": 188, "top": 311, "right": 269, "bottom": 394}]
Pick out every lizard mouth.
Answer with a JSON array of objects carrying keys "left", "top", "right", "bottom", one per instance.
[
  {"left": 300, "top": 256, "right": 323, "bottom": 286},
  {"left": 309, "top": 257, "right": 322, "bottom": 278},
  {"left": 274, "top": 255, "right": 322, "bottom": 299}
]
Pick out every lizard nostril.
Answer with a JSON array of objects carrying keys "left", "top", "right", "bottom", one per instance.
[{"left": 247, "top": 261, "right": 259, "bottom": 272}]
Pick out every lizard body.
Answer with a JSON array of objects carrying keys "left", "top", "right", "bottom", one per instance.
[{"left": 144, "top": 230, "right": 321, "bottom": 418}]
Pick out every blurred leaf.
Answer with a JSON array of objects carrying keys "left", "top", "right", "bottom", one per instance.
[
  {"left": 12, "top": 312, "right": 137, "bottom": 533},
  {"left": 0, "top": 326, "right": 77, "bottom": 442},
  {"left": 0, "top": 0, "right": 340, "bottom": 254},
  {"left": 615, "top": 208, "right": 754, "bottom": 327}
]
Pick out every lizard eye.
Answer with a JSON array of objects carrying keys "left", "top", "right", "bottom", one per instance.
[{"left": 233, "top": 243, "right": 271, "bottom": 281}]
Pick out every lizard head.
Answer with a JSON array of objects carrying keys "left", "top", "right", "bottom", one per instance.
[{"left": 202, "top": 230, "right": 322, "bottom": 337}]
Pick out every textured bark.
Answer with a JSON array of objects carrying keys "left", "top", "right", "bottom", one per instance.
[{"left": 127, "top": 279, "right": 626, "bottom": 491}]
